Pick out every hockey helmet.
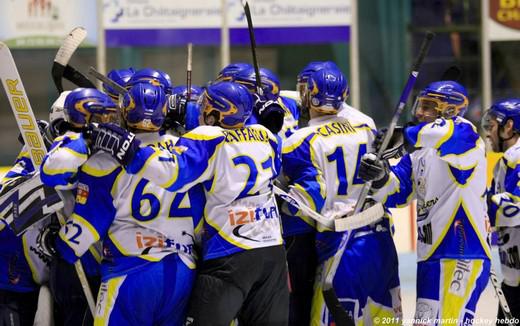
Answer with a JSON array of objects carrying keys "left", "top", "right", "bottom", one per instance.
[
  {"left": 482, "top": 98, "right": 520, "bottom": 133},
  {"left": 306, "top": 68, "right": 348, "bottom": 114},
  {"left": 413, "top": 81, "right": 469, "bottom": 119},
  {"left": 64, "top": 88, "right": 119, "bottom": 128},
  {"left": 102, "top": 68, "right": 135, "bottom": 100},
  {"left": 233, "top": 67, "right": 280, "bottom": 101},
  {"left": 216, "top": 62, "right": 253, "bottom": 82},
  {"left": 127, "top": 68, "right": 173, "bottom": 94},
  {"left": 122, "top": 83, "right": 167, "bottom": 132},
  {"left": 200, "top": 82, "right": 253, "bottom": 129}
]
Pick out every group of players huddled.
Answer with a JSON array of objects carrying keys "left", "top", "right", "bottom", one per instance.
[{"left": 0, "top": 59, "right": 519, "bottom": 326}]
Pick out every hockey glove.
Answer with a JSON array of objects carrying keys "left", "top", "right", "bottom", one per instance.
[
  {"left": 85, "top": 123, "right": 141, "bottom": 166},
  {"left": 372, "top": 126, "right": 406, "bottom": 160},
  {"left": 253, "top": 93, "right": 285, "bottom": 134},
  {"left": 358, "top": 153, "right": 389, "bottom": 189},
  {"left": 163, "top": 93, "right": 187, "bottom": 132},
  {"left": 37, "top": 219, "right": 60, "bottom": 259}
]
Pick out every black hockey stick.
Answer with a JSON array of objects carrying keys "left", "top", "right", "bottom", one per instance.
[
  {"left": 241, "top": 0, "right": 263, "bottom": 96},
  {"left": 63, "top": 64, "right": 96, "bottom": 89},
  {"left": 88, "top": 66, "right": 127, "bottom": 95},
  {"left": 323, "top": 32, "right": 435, "bottom": 326},
  {"left": 52, "top": 27, "right": 87, "bottom": 93}
]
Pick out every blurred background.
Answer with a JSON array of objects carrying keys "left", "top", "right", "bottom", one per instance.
[
  {"left": 0, "top": 0, "right": 518, "bottom": 165},
  {"left": 0, "top": 0, "right": 518, "bottom": 320}
]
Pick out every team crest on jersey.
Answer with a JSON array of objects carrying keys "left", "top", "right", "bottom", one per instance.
[
  {"left": 76, "top": 183, "right": 89, "bottom": 204},
  {"left": 172, "top": 145, "right": 188, "bottom": 154}
]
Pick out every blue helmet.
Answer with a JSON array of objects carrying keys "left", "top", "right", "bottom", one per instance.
[
  {"left": 233, "top": 67, "right": 280, "bottom": 101},
  {"left": 306, "top": 68, "right": 348, "bottom": 114},
  {"left": 482, "top": 98, "right": 520, "bottom": 133},
  {"left": 297, "top": 61, "right": 340, "bottom": 85},
  {"left": 170, "top": 85, "right": 204, "bottom": 103},
  {"left": 201, "top": 82, "right": 253, "bottom": 129},
  {"left": 414, "top": 80, "right": 469, "bottom": 118},
  {"left": 102, "top": 68, "right": 135, "bottom": 100},
  {"left": 127, "top": 68, "right": 173, "bottom": 94},
  {"left": 64, "top": 88, "right": 118, "bottom": 128},
  {"left": 122, "top": 83, "right": 167, "bottom": 131},
  {"left": 216, "top": 62, "right": 253, "bottom": 82}
]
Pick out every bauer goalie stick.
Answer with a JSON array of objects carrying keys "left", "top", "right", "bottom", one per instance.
[
  {"left": 0, "top": 42, "right": 97, "bottom": 317},
  {"left": 322, "top": 32, "right": 435, "bottom": 326},
  {"left": 52, "top": 27, "right": 95, "bottom": 92}
]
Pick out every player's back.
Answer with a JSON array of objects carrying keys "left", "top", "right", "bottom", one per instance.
[
  {"left": 177, "top": 124, "right": 283, "bottom": 260},
  {"left": 74, "top": 132, "right": 201, "bottom": 279}
]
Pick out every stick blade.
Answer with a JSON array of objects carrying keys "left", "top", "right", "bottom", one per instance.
[{"left": 322, "top": 288, "right": 355, "bottom": 326}]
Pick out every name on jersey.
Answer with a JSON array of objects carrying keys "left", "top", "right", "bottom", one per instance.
[
  {"left": 135, "top": 232, "right": 193, "bottom": 255},
  {"left": 223, "top": 128, "right": 270, "bottom": 143},
  {"left": 228, "top": 205, "right": 278, "bottom": 226},
  {"left": 316, "top": 121, "right": 356, "bottom": 137}
]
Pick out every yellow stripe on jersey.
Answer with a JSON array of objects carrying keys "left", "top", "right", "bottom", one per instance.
[
  {"left": 94, "top": 275, "right": 126, "bottom": 326},
  {"left": 82, "top": 162, "right": 119, "bottom": 178},
  {"left": 282, "top": 131, "right": 317, "bottom": 154},
  {"left": 434, "top": 119, "right": 454, "bottom": 149},
  {"left": 440, "top": 259, "right": 483, "bottom": 323}
]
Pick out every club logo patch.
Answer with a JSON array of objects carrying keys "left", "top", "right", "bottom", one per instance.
[{"left": 76, "top": 183, "right": 89, "bottom": 204}]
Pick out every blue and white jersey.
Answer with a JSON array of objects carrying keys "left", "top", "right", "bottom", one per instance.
[
  {"left": 282, "top": 114, "right": 386, "bottom": 262},
  {"left": 279, "top": 96, "right": 300, "bottom": 140},
  {"left": 337, "top": 103, "right": 377, "bottom": 130},
  {"left": 489, "top": 137, "right": 520, "bottom": 286},
  {"left": 0, "top": 148, "right": 50, "bottom": 291},
  {"left": 41, "top": 131, "right": 89, "bottom": 190},
  {"left": 126, "top": 124, "right": 283, "bottom": 261},
  {"left": 373, "top": 117, "right": 491, "bottom": 262},
  {"left": 55, "top": 132, "right": 203, "bottom": 281}
]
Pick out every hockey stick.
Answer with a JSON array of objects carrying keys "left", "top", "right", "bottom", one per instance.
[
  {"left": 88, "top": 66, "right": 127, "bottom": 95},
  {"left": 241, "top": 0, "right": 264, "bottom": 96},
  {"left": 0, "top": 42, "right": 97, "bottom": 316},
  {"left": 323, "top": 32, "right": 435, "bottom": 325},
  {"left": 274, "top": 185, "right": 383, "bottom": 231},
  {"left": 186, "top": 43, "right": 193, "bottom": 102},
  {"left": 52, "top": 27, "right": 87, "bottom": 93},
  {"left": 63, "top": 64, "right": 97, "bottom": 89}
]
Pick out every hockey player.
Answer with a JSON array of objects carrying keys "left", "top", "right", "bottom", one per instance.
[
  {"left": 0, "top": 147, "right": 52, "bottom": 326},
  {"left": 482, "top": 98, "right": 520, "bottom": 321},
  {"left": 233, "top": 66, "right": 299, "bottom": 139},
  {"left": 41, "top": 88, "right": 119, "bottom": 325},
  {"left": 359, "top": 81, "right": 491, "bottom": 325},
  {"left": 102, "top": 68, "right": 135, "bottom": 101},
  {"left": 281, "top": 68, "right": 401, "bottom": 325},
  {"left": 87, "top": 81, "right": 289, "bottom": 325},
  {"left": 44, "top": 83, "right": 201, "bottom": 325}
]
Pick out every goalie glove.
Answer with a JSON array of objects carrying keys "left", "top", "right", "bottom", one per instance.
[
  {"left": 358, "top": 153, "right": 390, "bottom": 189},
  {"left": 253, "top": 93, "right": 285, "bottom": 134},
  {"left": 18, "top": 119, "right": 54, "bottom": 149},
  {"left": 84, "top": 123, "right": 141, "bottom": 166},
  {"left": 372, "top": 126, "right": 406, "bottom": 160}
]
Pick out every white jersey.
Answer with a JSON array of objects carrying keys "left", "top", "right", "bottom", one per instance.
[
  {"left": 374, "top": 117, "right": 491, "bottom": 262},
  {"left": 56, "top": 132, "right": 202, "bottom": 280},
  {"left": 126, "top": 124, "right": 283, "bottom": 260},
  {"left": 282, "top": 114, "right": 387, "bottom": 261},
  {"left": 337, "top": 102, "right": 377, "bottom": 130},
  {"left": 489, "top": 137, "right": 520, "bottom": 286}
]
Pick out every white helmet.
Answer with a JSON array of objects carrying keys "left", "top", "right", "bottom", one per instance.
[
  {"left": 46, "top": 91, "right": 71, "bottom": 141},
  {"left": 49, "top": 91, "right": 70, "bottom": 123}
]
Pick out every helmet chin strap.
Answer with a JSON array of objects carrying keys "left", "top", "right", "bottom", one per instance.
[{"left": 498, "top": 125, "right": 514, "bottom": 152}]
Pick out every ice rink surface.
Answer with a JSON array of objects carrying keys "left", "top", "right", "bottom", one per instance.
[{"left": 399, "top": 251, "right": 501, "bottom": 325}]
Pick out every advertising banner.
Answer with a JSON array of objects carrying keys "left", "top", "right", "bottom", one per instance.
[
  {"left": 103, "top": 0, "right": 352, "bottom": 46},
  {"left": 0, "top": 0, "right": 97, "bottom": 48}
]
